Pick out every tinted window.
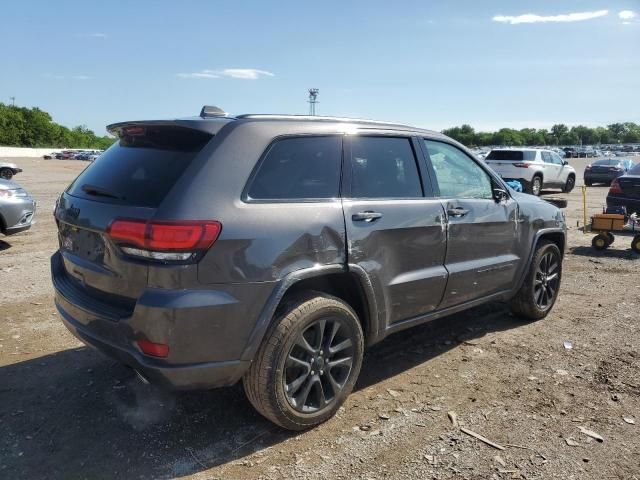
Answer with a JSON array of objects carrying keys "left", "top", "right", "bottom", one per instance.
[
  {"left": 247, "top": 136, "right": 341, "bottom": 200},
  {"left": 67, "top": 126, "right": 212, "bottom": 207},
  {"left": 550, "top": 153, "right": 564, "bottom": 165},
  {"left": 423, "top": 140, "right": 493, "bottom": 199},
  {"left": 485, "top": 150, "right": 536, "bottom": 161},
  {"left": 349, "top": 137, "right": 423, "bottom": 198},
  {"left": 629, "top": 163, "right": 640, "bottom": 175},
  {"left": 541, "top": 152, "right": 552, "bottom": 163}
]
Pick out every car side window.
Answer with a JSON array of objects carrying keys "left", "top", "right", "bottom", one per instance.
[
  {"left": 422, "top": 140, "right": 493, "bottom": 199},
  {"left": 550, "top": 153, "right": 564, "bottom": 165},
  {"left": 541, "top": 152, "right": 553, "bottom": 163},
  {"left": 247, "top": 136, "right": 342, "bottom": 200},
  {"left": 349, "top": 136, "right": 423, "bottom": 198}
]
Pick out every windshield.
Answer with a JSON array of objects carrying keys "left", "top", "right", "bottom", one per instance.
[
  {"left": 593, "top": 159, "right": 620, "bottom": 166},
  {"left": 629, "top": 163, "right": 640, "bottom": 175}
]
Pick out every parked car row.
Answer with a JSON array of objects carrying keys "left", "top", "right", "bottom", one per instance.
[{"left": 43, "top": 150, "right": 102, "bottom": 161}]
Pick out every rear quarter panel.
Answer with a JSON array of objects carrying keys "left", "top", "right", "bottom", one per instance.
[{"left": 155, "top": 121, "right": 348, "bottom": 284}]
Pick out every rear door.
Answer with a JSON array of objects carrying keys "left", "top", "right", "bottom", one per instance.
[
  {"left": 421, "top": 139, "right": 520, "bottom": 308},
  {"left": 54, "top": 125, "right": 214, "bottom": 314},
  {"left": 541, "top": 151, "right": 561, "bottom": 186},
  {"left": 342, "top": 135, "right": 447, "bottom": 326}
]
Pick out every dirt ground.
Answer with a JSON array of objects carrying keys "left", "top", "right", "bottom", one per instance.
[{"left": 1, "top": 156, "right": 638, "bottom": 480}]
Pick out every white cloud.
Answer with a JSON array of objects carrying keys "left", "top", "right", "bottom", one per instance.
[
  {"left": 493, "top": 10, "right": 608, "bottom": 25},
  {"left": 177, "top": 68, "right": 274, "bottom": 80},
  {"left": 619, "top": 10, "right": 636, "bottom": 20},
  {"left": 42, "top": 73, "right": 91, "bottom": 80}
]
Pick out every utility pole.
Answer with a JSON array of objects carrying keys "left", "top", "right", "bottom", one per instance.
[
  {"left": 9, "top": 96, "right": 15, "bottom": 107},
  {"left": 308, "top": 88, "right": 319, "bottom": 116}
]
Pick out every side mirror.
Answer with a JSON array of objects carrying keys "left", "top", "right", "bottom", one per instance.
[
  {"left": 562, "top": 160, "right": 569, "bottom": 166},
  {"left": 493, "top": 188, "right": 508, "bottom": 203}
]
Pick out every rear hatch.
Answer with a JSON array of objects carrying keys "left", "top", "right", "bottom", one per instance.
[
  {"left": 484, "top": 150, "right": 536, "bottom": 177},
  {"left": 54, "top": 124, "right": 214, "bottom": 318},
  {"left": 618, "top": 175, "right": 640, "bottom": 199}
]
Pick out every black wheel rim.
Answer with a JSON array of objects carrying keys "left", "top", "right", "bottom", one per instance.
[
  {"left": 534, "top": 251, "right": 560, "bottom": 309},
  {"left": 283, "top": 317, "right": 354, "bottom": 413}
]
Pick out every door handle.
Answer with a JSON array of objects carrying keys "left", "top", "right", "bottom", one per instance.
[
  {"left": 447, "top": 207, "right": 469, "bottom": 218},
  {"left": 352, "top": 211, "right": 383, "bottom": 222}
]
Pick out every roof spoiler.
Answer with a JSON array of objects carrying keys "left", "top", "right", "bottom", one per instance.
[{"left": 200, "top": 105, "right": 227, "bottom": 118}]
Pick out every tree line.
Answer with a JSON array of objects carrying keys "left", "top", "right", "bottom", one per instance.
[
  {"left": 441, "top": 122, "right": 640, "bottom": 147},
  {"left": 0, "top": 103, "right": 115, "bottom": 150}
]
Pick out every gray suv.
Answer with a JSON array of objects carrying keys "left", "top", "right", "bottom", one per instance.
[{"left": 52, "top": 108, "right": 566, "bottom": 430}]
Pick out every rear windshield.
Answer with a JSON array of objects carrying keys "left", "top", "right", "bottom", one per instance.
[
  {"left": 593, "top": 159, "right": 620, "bottom": 166},
  {"left": 67, "top": 126, "right": 212, "bottom": 207},
  {"left": 485, "top": 150, "right": 536, "bottom": 161}
]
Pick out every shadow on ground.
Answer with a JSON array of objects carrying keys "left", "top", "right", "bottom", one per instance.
[
  {"left": 0, "top": 303, "right": 519, "bottom": 479},
  {"left": 0, "top": 240, "right": 11, "bottom": 251},
  {"left": 570, "top": 245, "right": 639, "bottom": 260}
]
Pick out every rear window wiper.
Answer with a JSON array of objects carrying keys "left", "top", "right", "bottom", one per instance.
[{"left": 81, "top": 184, "right": 123, "bottom": 200}]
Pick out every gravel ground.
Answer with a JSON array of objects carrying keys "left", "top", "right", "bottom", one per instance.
[{"left": 0, "top": 156, "right": 638, "bottom": 480}]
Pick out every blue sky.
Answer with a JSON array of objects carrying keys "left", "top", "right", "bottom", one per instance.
[{"left": 1, "top": 0, "right": 639, "bottom": 135}]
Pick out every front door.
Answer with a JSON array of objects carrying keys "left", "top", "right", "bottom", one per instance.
[
  {"left": 342, "top": 135, "right": 448, "bottom": 327},
  {"left": 542, "top": 151, "right": 562, "bottom": 186},
  {"left": 421, "top": 139, "right": 520, "bottom": 308}
]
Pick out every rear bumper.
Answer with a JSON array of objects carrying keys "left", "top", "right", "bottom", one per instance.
[
  {"left": 51, "top": 251, "right": 275, "bottom": 390},
  {"left": 57, "top": 302, "right": 248, "bottom": 389},
  {"left": 607, "top": 195, "right": 640, "bottom": 215},
  {"left": 584, "top": 172, "right": 619, "bottom": 183}
]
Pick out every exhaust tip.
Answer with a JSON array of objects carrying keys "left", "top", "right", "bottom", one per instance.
[{"left": 135, "top": 369, "right": 150, "bottom": 385}]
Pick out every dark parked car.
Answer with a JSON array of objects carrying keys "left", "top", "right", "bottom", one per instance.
[
  {"left": 0, "top": 161, "right": 23, "bottom": 180},
  {"left": 563, "top": 147, "right": 578, "bottom": 158},
  {"left": 607, "top": 163, "right": 640, "bottom": 215},
  {"left": 52, "top": 108, "right": 567, "bottom": 430},
  {"left": 584, "top": 158, "right": 635, "bottom": 186},
  {"left": 0, "top": 179, "right": 36, "bottom": 235}
]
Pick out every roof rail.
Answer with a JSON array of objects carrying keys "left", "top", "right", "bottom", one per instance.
[{"left": 235, "top": 114, "right": 415, "bottom": 129}]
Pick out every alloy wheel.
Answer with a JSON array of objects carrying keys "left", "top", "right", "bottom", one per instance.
[
  {"left": 534, "top": 251, "right": 560, "bottom": 309},
  {"left": 283, "top": 317, "right": 354, "bottom": 413}
]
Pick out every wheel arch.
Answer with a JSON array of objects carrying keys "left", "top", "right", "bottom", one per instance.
[
  {"left": 240, "top": 265, "right": 378, "bottom": 361},
  {"left": 512, "top": 228, "right": 565, "bottom": 296}
]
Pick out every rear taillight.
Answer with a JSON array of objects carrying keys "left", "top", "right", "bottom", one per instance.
[
  {"left": 609, "top": 179, "right": 623, "bottom": 194},
  {"left": 512, "top": 162, "right": 529, "bottom": 168},
  {"left": 107, "top": 219, "right": 222, "bottom": 262}
]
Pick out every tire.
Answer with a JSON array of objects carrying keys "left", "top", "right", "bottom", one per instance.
[
  {"left": 527, "top": 175, "right": 542, "bottom": 196},
  {"left": 605, "top": 232, "right": 615, "bottom": 245},
  {"left": 510, "top": 240, "right": 562, "bottom": 321},
  {"left": 563, "top": 175, "right": 575, "bottom": 193},
  {"left": 592, "top": 234, "right": 609, "bottom": 250},
  {"left": 585, "top": 180, "right": 593, "bottom": 187},
  {"left": 243, "top": 293, "right": 364, "bottom": 431},
  {"left": 0, "top": 168, "right": 13, "bottom": 180},
  {"left": 631, "top": 235, "right": 640, "bottom": 254}
]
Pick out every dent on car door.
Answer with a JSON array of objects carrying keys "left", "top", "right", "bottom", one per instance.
[
  {"left": 421, "top": 139, "right": 520, "bottom": 308},
  {"left": 342, "top": 135, "right": 447, "bottom": 328}
]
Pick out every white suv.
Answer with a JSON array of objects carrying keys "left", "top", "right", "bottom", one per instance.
[{"left": 485, "top": 148, "right": 576, "bottom": 196}]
